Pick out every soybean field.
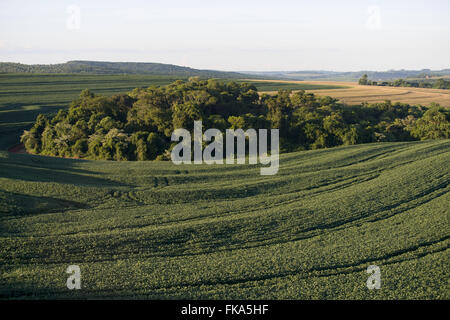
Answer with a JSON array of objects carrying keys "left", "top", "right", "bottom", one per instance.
[{"left": 0, "top": 139, "right": 449, "bottom": 299}]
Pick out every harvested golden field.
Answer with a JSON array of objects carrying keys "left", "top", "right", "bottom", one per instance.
[{"left": 253, "top": 79, "right": 450, "bottom": 107}]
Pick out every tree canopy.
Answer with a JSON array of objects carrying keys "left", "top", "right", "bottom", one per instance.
[{"left": 22, "top": 78, "right": 450, "bottom": 160}]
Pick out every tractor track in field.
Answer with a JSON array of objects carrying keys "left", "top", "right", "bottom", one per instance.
[
  {"left": 140, "top": 237, "right": 450, "bottom": 293},
  {"left": 14, "top": 236, "right": 446, "bottom": 298},
  {"left": 2, "top": 181, "right": 447, "bottom": 267}
]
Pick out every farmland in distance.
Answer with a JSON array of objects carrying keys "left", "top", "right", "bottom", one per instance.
[{"left": 253, "top": 79, "right": 450, "bottom": 107}]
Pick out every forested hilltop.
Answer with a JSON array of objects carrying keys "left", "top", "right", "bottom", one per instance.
[
  {"left": 21, "top": 78, "right": 449, "bottom": 160},
  {"left": 0, "top": 61, "right": 246, "bottom": 78}
]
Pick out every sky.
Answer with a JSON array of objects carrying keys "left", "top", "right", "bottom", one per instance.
[{"left": 0, "top": 0, "right": 449, "bottom": 71}]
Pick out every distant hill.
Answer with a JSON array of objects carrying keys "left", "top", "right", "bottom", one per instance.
[
  {"left": 2, "top": 61, "right": 449, "bottom": 82},
  {"left": 0, "top": 60, "right": 249, "bottom": 78},
  {"left": 245, "top": 69, "right": 450, "bottom": 81}
]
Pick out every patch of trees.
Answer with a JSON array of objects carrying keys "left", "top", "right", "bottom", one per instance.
[
  {"left": 21, "top": 78, "right": 450, "bottom": 160},
  {"left": 359, "top": 74, "right": 450, "bottom": 89}
]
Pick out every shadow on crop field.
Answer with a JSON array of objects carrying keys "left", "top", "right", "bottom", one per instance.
[
  {"left": 0, "top": 156, "right": 134, "bottom": 187},
  {"left": 0, "top": 189, "right": 90, "bottom": 217}
]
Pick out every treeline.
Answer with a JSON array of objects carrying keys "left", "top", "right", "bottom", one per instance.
[
  {"left": 21, "top": 78, "right": 450, "bottom": 160},
  {"left": 359, "top": 74, "right": 450, "bottom": 89}
]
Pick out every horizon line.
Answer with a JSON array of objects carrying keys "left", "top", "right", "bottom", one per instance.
[{"left": 0, "top": 59, "right": 449, "bottom": 74}]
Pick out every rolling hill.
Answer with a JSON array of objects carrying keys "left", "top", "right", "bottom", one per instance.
[
  {"left": 0, "top": 139, "right": 449, "bottom": 299},
  {"left": 0, "top": 61, "right": 248, "bottom": 78},
  {"left": 246, "top": 69, "right": 450, "bottom": 82},
  {"left": 0, "top": 72, "right": 448, "bottom": 300},
  {"left": 3, "top": 61, "right": 449, "bottom": 83}
]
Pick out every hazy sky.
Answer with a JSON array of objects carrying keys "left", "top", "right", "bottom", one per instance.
[{"left": 1, "top": 0, "right": 449, "bottom": 71}]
